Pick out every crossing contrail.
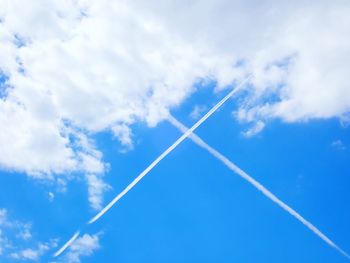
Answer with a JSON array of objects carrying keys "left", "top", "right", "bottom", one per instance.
[
  {"left": 53, "top": 76, "right": 251, "bottom": 258},
  {"left": 87, "top": 76, "right": 251, "bottom": 225},
  {"left": 167, "top": 115, "right": 350, "bottom": 260}
]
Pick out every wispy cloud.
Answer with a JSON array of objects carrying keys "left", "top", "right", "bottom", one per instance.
[
  {"left": 10, "top": 241, "right": 55, "bottom": 261},
  {"left": 86, "top": 174, "right": 111, "bottom": 211},
  {"left": 190, "top": 105, "right": 207, "bottom": 120},
  {"left": 112, "top": 123, "right": 134, "bottom": 152},
  {"left": 57, "top": 234, "right": 100, "bottom": 263},
  {"left": 168, "top": 115, "right": 350, "bottom": 260},
  {"left": 0, "top": 208, "right": 57, "bottom": 261},
  {"left": 48, "top": 192, "right": 55, "bottom": 202},
  {"left": 0, "top": 209, "right": 32, "bottom": 239},
  {"left": 242, "top": 120, "right": 265, "bottom": 138}
]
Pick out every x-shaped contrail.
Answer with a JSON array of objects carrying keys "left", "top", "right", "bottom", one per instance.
[
  {"left": 54, "top": 76, "right": 251, "bottom": 257},
  {"left": 55, "top": 74, "right": 349, "bottom": 260}
]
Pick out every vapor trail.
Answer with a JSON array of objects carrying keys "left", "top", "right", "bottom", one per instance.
[
  {"left": 54, "top": 231, "right": 80, "bottom": 257},
  {"left": 53, "top": 77, "right": 250, "bottom": 258},
  {"left": 168, "top": 115, "right": 350, "bottom": 260},
  {"left": 88, "top": 76, "right": 251, "bottom": 224}
]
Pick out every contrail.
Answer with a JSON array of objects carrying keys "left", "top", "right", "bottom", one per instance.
[
  {"left": 168, "top": 115, "right": 350, "bottom": 260},
  {"left": 87, "top": 76, "right": 251, "bottom": 225},
  {"left": 53, "top": 76, "right": 251, "bottom": 258},
  {"left": 54, "top": 231, "right": 80, "bottom": 257}
]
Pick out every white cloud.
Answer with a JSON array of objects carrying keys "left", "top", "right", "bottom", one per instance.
[
  {"left": 232, "top": 2, "right": 350, "bottom": 125},
  {"left": 0, "top": 229, "right": 10, "bottom": 256},
  {"left": 16, "top": 224, "right": 32, "bottom": 241},
  {"left": 10, "top": 249, "right": 39, "bottom": 261},
  {"left": 86, "top": 174, "right": 110, "bottom": 210},
  {"left": 0, "top": 209, "right": 30, "bottom": 232},
  {"left": 1, "top": 209, "right": 32, "bottom": 242},
  {"left": 112, "top": 124, "right": 134, "bottom": 152},
  {"left": 10, "top": 242, "right": 51, "bottom": 261},
  {"left": 189, "top": 105, "right": 207, "bottom": 120},
  {"left": 0, "top": 0, "right": 349, "bottom": 189},
  {"left": 0, "top": 209, "right": 31, "bottom": 258},
  {"left": 0, "top": 0, "right": 242, "bottom": 181},
  {"left": 0, "top": 208, "right": 57, "bottom": 261},
  {"left": 60, "top": 234, "right": 100, "bottom": 263},
  {"left": 48, "top": 192, "right": 55, "bottom": 202},
  {"left": 242, "top": 121, "right": 265, "bottom": 138}
]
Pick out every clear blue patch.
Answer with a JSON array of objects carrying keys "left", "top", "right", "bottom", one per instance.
[
  {"left": 14, "top": 57, "right": 26, "bottom": 75},
  {"left": 257, "top": 83, "right": 286, "bottom": 106},
  {"left": 265, "top": 54, "right": 296, "bottom": 71},
  {"left": 234, "top": 58, "right": 247, "bottom": 67},
  {"left": 0, "top": 73, "right": 7, "bottom": 84},
  {"left": 80, "top": 9, "right": 88, "bottom": 18},
  {"left": 0, "top": 73, "right": 9, "bottom": 99},
  {"left": 13, "top": 34, "right": 26, "bottom": 48}
]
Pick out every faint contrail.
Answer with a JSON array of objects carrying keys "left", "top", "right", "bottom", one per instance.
[
  {"left": 54, "top": 231, "right": 80, "bottom": 257},
  {"left": 88, "top": 76, "right": 251, "bottom": 225},
  {"left": 168, "top": 115, "right": 350, "bottom": 260}
]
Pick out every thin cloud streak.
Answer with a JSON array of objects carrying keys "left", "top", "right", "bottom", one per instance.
[
  {"left": 88, "top": 76, "right": 251, "bottom": 224},
  {"left": 54, "top": 231, "right": 80, "bottom": 257},
  {"left": 168, "top": 115, "right": 350, "bottom": 260}
]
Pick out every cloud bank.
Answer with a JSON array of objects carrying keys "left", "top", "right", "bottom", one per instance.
[{"left": 0, "top": 0, "right": 349, "bottom": 201}]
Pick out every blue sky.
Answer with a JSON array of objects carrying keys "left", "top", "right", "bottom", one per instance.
[
  {"left": 1, "top": 1, "right": 350, "bottom": 262},
  {"left": 1, "top": 82, "right": 350, "bottom": 262}
]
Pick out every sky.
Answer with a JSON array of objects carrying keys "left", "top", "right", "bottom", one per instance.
[{"left": 0, "top": 0, "right": 350, "bottom": 262}]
